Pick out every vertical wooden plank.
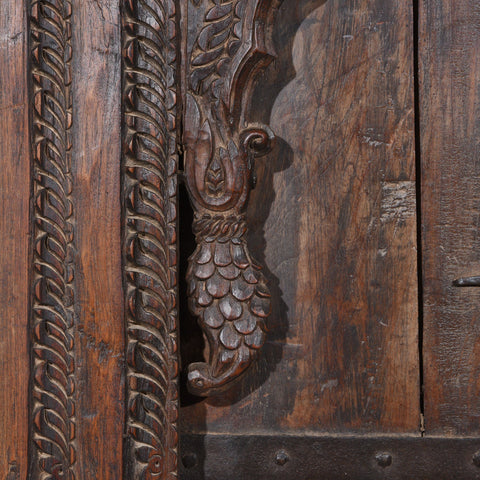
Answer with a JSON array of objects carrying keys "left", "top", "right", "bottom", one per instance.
[
  {"left": 420, "top": 0, "right": 480, "bottom": 435},
  {"left": 181, "top": 0, "right": 419, "bottom": 434},
  {"left": 72, "top": 1, "right": 125, "bottom": 477},
  {"left": 0, "top": 0, "right": 29, "bottom": 477}
]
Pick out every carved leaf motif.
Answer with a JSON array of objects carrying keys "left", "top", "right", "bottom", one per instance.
[
  {"left": 190, "top": 0, "right": 244, "bottom": 94},
  {"left": 122, "top": 0, "right": 178, "bottom": 478},
  {"left": 29, "top": 0, "right": 76, "bottom": 477},
  {"left": 205, "top": 155, "right": 226, "bottom": 197}
]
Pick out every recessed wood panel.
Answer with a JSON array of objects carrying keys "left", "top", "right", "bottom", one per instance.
[
  {"left": 181, "top": 0, "right": 419, "bottom": 435},
  {"left": 0, "top": 1, "right": 29, "bottom": 477},
  {"left": 420, "top": 0, "right": 480, "bottom": 435}
]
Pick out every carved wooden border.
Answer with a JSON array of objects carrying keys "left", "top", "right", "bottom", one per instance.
[
  {"left": 29, "top": 0, "right": 76, "bottom": 478},
  {"left": 121, "top": 0, "right": 179, "bottom": 478}
]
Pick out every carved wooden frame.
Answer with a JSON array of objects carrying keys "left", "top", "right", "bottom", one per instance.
[
  {"left": 27, "top": 0, "right": 279, "bottom": 477},
  {"left": 121, "top": 0, "right": 179, "bottom": 477},
  {"left": 29, "top": 1, "right": 76, "bottom": 477}
]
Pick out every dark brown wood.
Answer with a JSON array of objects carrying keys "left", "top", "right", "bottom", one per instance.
[
  {"left": 29, "top": 0, "right": 76, "bottom": 476},
  {"left": 420, "top": 0, "right": 480, "bottom": 435},
  {"left": 71, "top": 1, "right": 124, "bottom": 477},
  {"left": 121, "top": 0, "right": 179, "bottom": 478},
  {"left": 4, "top": 0, "right": 480, "bottom": 477},
  {"left": 182, "top": 0, "right": 278, "bottom": 397},
  {"left": 180, "top": 434, "right": 480, "bottom": 480},
  {"left": 181, "top": 0, "right": 419, "bottom": 434},
  {"left": 0, "top": 0, "right": 30, "bottom": 477}
]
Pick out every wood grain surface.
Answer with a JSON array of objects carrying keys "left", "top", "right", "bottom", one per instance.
[
  {"left": 0, "top": 1, "right": 29, "bottom": 477},
  {"left": 181, "top": 0, "right": 420, "bottom": 435},
  {"left": 72, "top": 1, "right": 125, "bottom": 477},
  {"left": 420, "top": 0, "right": 480, "bottom": 435}
]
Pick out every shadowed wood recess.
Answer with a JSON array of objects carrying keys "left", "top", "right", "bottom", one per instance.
[
  {"left": 420, "top": 0, "right": 480, "bottom": 435},
  {"left": 181, "top": 0, "right": 419, "bottom": 436},
  {"left": 29, "top": 0, "right": 76, "bottom": 477},
  {"left": 122, "top": 0, "right": 179, "bottom": 478}
]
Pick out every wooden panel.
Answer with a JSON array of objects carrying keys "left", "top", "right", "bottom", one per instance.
[
  {"left": 0, "top": 1, "right": 29, "bottom": 477},
  {"left": 181, "top": 0, "right": 419, "bottom": 434},
  {"left": 72, "top": 1, "right": 125, "bottom": 477},
  {"left": 420, "top": 0, "right": 480, "bottom": 435}
]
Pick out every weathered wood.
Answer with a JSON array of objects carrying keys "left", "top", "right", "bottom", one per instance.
[
  {"left": 181, "top": 0, "right": 419, "bottom": 434},
  {"left": 0, "top": 1, "right": 29, "bottom": 477},
  {"left": 420, "top": 0, "right": 480, "bottom": 435},
  {"left": 71, "top": 1, "right": 125, "bottom": 477}
]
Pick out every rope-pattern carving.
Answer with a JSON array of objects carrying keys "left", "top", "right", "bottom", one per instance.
[
  {"left": 122, "top": 0, "right": 178, "bottom": 478},
  {"left": 29, "top": 0, "right": 76, "bottom": 478}
]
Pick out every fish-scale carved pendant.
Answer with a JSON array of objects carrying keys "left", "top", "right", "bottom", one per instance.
[{"left": 183, "top": 0, "right": 280, "bottom": 396}]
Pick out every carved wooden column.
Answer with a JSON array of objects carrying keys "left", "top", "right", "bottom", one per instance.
[
  {"left": 181, "top": 0, "right": 280, "bottom": 396},
  {"left": 29, "top": 1, "right": 76, "bottom": 477},
  {"left": 25, "top": 1, "right": 280, "bottom": 478},
  {"left": 122, "top": 0, "right": 179, "bottom": 478}
]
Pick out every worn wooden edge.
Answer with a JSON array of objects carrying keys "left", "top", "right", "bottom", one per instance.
[
  {"left": 28, "top": 0, "right": 77, "bottom": 478},
  {"left": 121, "top": 0, "right": 179, "bottom": 478},
  {"left": 180, "top": 434, "right": 480, "bottom": 480}
]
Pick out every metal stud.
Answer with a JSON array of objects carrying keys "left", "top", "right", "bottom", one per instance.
[
  {"left": 182, "top": 452, "right": 198, "bottom": 469},
  {"left": 275, "top": 450, "right": 290, "bottom": 466},
  {"left": 375, "top": 452, "right": 392, "bottom": 468}
]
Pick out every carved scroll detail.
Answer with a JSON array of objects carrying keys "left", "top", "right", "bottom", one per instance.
[
  {"left": 183, "top": 0, "right": 278, "bottom": 396},
  {"left": 122, "top": 0, "right": 178, "bottom": 478},
  {"left": 29, "top": 0, "right": 76, "bottom": 478}
]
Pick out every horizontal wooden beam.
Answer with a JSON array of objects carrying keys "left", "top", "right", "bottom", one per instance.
[{"left": 180, "top": 434, "right": 480, "bottom": 480}]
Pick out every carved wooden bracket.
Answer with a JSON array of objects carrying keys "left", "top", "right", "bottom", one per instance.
[{"left": 183, "top": 0, "right": 279, "bottom": 396}]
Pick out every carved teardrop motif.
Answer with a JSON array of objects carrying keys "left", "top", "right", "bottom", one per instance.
[{"left": 205, "top": 153, "right": 226, "bottom": 197}]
